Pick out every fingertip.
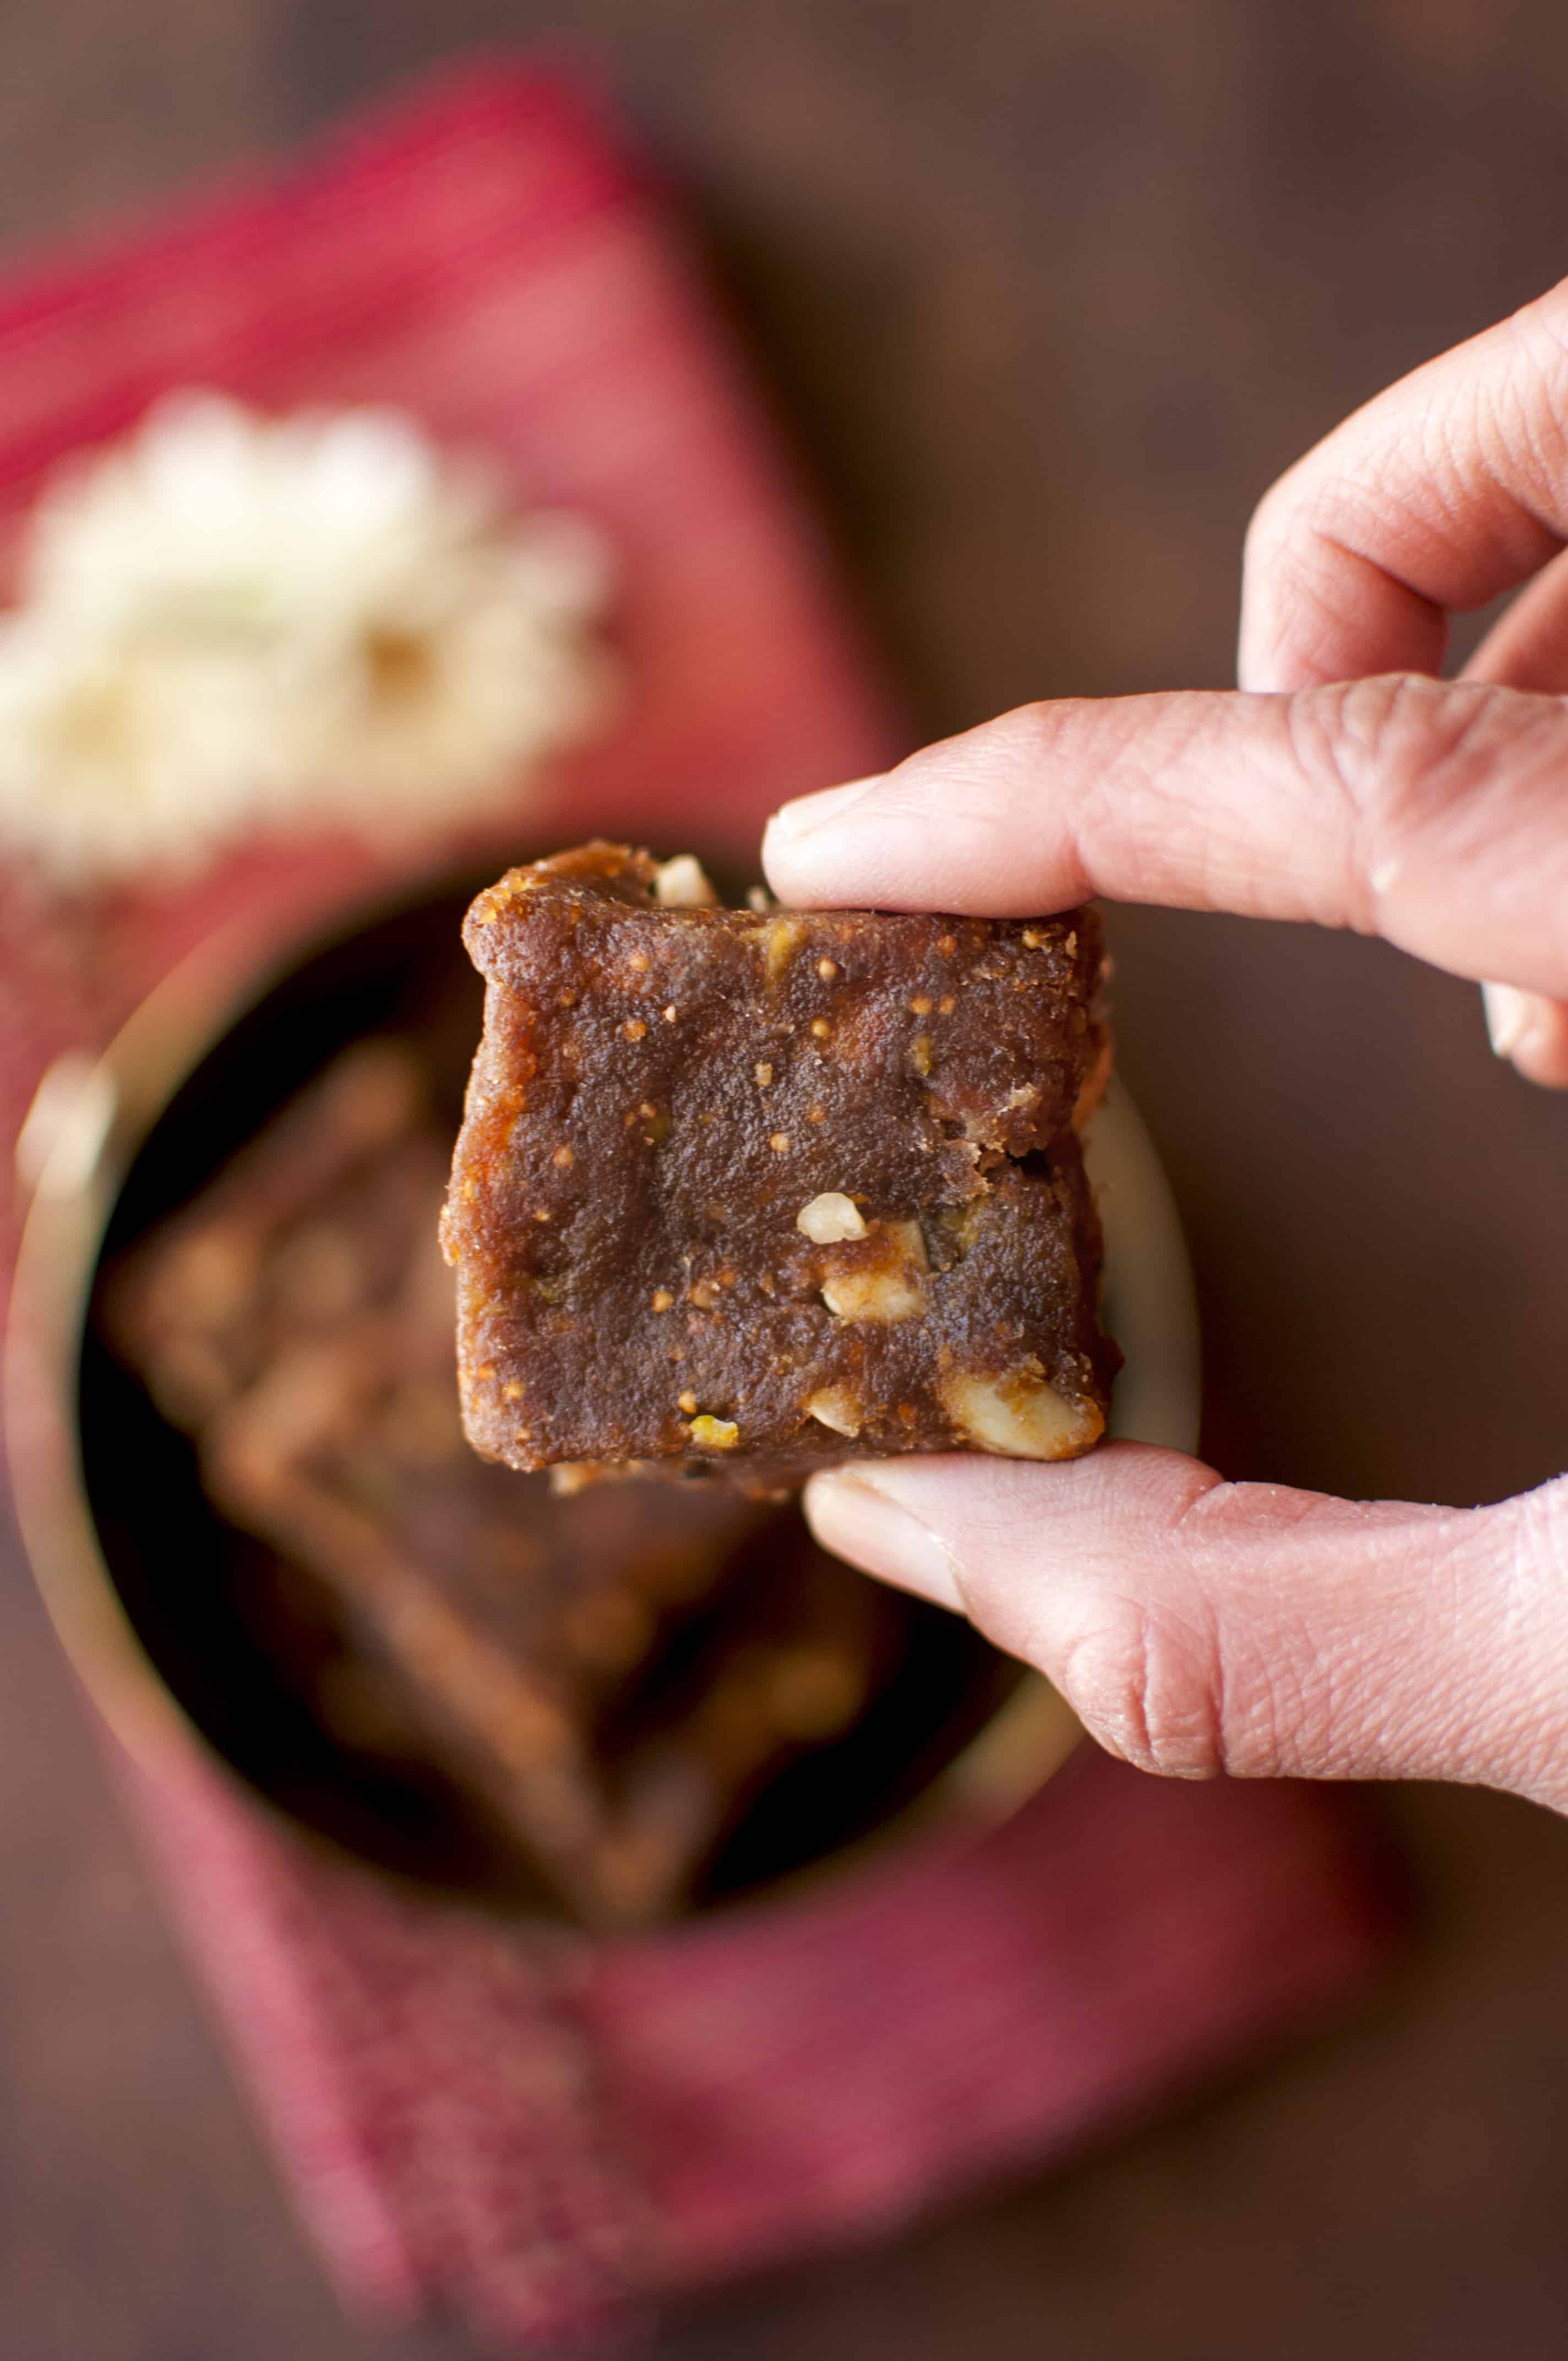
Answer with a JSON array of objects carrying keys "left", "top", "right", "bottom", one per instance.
[
  {"left": 802, "top": 1468, "right": 966, "bottom": 1611},
  {"left": 1483, "top": 979, "right": 1534, "bottom": 1057},
  {"left": 761, "top": 775, "right": 886, "bottom": 904},
  {"left": 804, "top": 1444, "right": 1199, "bottom": 1618},
  {"left": 1482, "top": 983, "right": 1568, "bottom": 1087}
]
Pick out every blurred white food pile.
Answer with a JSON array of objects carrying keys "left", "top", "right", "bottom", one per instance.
[{"left": 0, "top": 392, "right": 617, "bottom": 884}]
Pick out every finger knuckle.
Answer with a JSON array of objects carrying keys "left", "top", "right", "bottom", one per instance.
[
  {"left": 1492, "top": 296, "right": 1568, "bottom": 481},
  {"left": 1514, "top": 1471, "right": 1568, "bottom": 1572},
  {"left": 1057, "top": 1591, "right": 1231, "bottom": 1781},
  {"left": 1289, "top": 674, "right": 1560, "bottom": 921},
  {"left": 1462, "top": 1483, "right": 1568, "bottom": 1804}
]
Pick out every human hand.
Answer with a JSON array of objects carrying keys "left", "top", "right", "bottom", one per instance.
[{"left": 760, "top": 278, "right": 1568, "bottom": 1808}]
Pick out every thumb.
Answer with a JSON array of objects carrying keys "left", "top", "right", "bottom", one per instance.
[{"left": 803, "top": 1446, "right": 1568, "bottom": 1803}]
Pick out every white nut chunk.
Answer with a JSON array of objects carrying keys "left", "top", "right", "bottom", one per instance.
[
  {"left": 797, "top": 1192, "right": 868, "bottom": 1244},
  {"left": 939, "top": 1368, "right": 1103, "bottom": 1461},
  {"left": 654, "top": 853, "right": 719, "bottom": 907},
  {"left": 820, "top": 1217, "right": 929, "bottom": 1323},
  {"left": 804, "top": 1384, "right": 864, "bottom": 1437}
]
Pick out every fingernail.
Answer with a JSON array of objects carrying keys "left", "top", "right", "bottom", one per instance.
[
  {"left": 1483, "top": 981, "right": 1536, "bottom": 1060},
  {"left": 765, "top": 774, "right": 885, "bottom": 845},
  {"left": 804, "top": 1472, "right": 965, "bottom": 1611}
]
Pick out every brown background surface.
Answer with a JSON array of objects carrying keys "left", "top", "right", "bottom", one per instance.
[{"left": 5, "top": 3, "right": 1568, "bottom": 2355}]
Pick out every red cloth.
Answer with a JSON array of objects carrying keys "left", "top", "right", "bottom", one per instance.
[
  {"left": 116, "top": 1726, "right": 1393, "bottom": 2346},
  {"left": 0, "top": 66, "right": 1399, "bottom": 2347}
]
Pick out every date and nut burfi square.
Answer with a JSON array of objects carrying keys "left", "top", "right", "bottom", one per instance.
[{"left": 443, "top": 843, "right": 1118, "bottom": 1489}]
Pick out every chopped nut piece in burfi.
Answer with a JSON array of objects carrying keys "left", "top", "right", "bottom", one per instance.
[
  {"left": 797, "top": 1192, "right": 868, "bottom": 1244},
  {"left": 805, "top": 1385, "right": 864, "bottom": 1438},
  {"left": 654, "top": 853, "right": 719, "bottom": 908},
  {"left": 444, "top": 841, "right": 1118, "bottom": 1488}
]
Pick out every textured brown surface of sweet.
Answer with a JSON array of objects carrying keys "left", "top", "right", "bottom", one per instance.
[{"left": 445, "top": 843, "right": 1118, "bottom": 1487}]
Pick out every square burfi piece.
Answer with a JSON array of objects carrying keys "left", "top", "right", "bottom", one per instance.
[{"left": 443, "top": 842, "right": 1118, "bottom": 1490}]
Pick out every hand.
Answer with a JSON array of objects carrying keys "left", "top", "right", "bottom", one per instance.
[{"left": 760, "top": 276, "right": 1568, "bottom": 1809}]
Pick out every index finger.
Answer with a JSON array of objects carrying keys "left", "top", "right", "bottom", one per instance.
[
  {"left": 1239, "top": 278, "right": 1568, "bottom": 692},
  {"left": 762, "top": 673, "right": 1568, "bottom": 999}
]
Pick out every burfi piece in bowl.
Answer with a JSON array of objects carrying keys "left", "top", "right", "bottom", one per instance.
[{"left": 443, "top": 842, "right": 1119, "bottom": 1490}]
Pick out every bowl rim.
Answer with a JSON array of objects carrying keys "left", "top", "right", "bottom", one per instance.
[{"left": 5, "top": 873, "right": 1200, "bottom": 1925}]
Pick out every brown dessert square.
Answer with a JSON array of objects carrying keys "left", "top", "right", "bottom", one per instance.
[{"left": 444, "top": 843, "right": 1118, "bottom": 1490}]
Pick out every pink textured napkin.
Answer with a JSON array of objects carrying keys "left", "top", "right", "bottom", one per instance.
[
  {"left": 113, "top": 1724, "right": 1393, "bottom": 2346},
  {"left": 0, "top": 66, "right": 1400, "bottom": 2347}
]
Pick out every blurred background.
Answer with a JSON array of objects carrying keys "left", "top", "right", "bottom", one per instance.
[{"left": 4, "top": 2, "right": 1568, "bottom": 2355}]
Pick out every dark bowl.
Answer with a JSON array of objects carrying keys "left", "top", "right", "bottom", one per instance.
[{"left": 10, "top": 872, "right": 1124, "bottom": 1923}]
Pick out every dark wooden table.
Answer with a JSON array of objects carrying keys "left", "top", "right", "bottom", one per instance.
[{"left": 6, "top": 4, "right": 1568, "bottom": 2354}]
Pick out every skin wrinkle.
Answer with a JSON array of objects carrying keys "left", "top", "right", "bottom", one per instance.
[
  {"left": 1137, "top": 1588, "right": 1231, "bottom": 1781},
  {"left": 1489, "top": 1483, "right": 1568, "bottom": 1800},
  {"left": 1238, "top": 510, "right": 1371, "bottom": 689},
  {"left": 1277, "top": 686, "right": 1387, "bottom": 935},
  {"left": 1183, "top": 1524, "right": 1444, "bottom": 1781},
  {"left": 818, "top": 1448, "right": 1568, "bottom": 1798},
  {"left": 1039, "top": 1473, "right": 1498, "bottom": 1782},
  {"left": 1074, "top": 702, "right": 1213, "bottom": 912},
  {"left": 1469, "top": 1535, "right": 1568, "bottom": 1796},
  {"left": 1016, "top": 1473, "right": 1399, "bottom": 1779},
  {"left": 1053, "top": 1588, "right": 1225, "bottom": 1781},
  {"left": 1175, "top": 1476, "right": 1411, "bottom": 1546},
  {"left": 1409, "top": 344, "right": 1559, "bottom": 565},
  {"left": 1060, "top": 1544, "right": 1316, "bottom": 1783},
  {"left": 1177, "top": 1494, "right": 1428, "bottom": 1778},
  {"left": 1341, "top": 677, "right": 1498, "bottom": 918},
  {"left": 1311, "top": 677, "right": 1568, "bottom": 974},
  {"left": 1306, "top": 1651, "right": 1367, "bottom": 1779},
  {"left": 1055, "top": 1597, "right": 1155, "bottom": 1770},
  {"left": 1257, "top": 1627, "right": 1334, "bottom": 1776},
  {"left": 1427, "top": 377, "right": 1558, "bottom": 584},
  {"left": 1245, "top": 476, "right": 1456, "bottom": 687},
  {"left": 1516, "top": 1473, "right": 1568, "bottom": 1582},
  {"left": 1019, "top": 695, "right": 1205, "bottom": 915},
  {"left": 1265, "top": 1510, "right": 1522, "bottom": 1784},
  {"left": 1413, "top": 707, "right": 1568, "bottom": 961},
  {"left": 1320, "top": 471, "right": 1479, "bottom": 599},
  {"left": 1473, "top": 369, "right": 1558, "bottom": 552},
  {"left": 1312, "top": 540, "right": 1446, "bottom": 678},
  {"left": 1496, "top": 301, "right": 1568, "bottom": 504},
  {"left": 1406, "top": 726, "right": 1568, "bottom": 958},
  {"left": 1085, "top": 691, "right": 1344, "bottom": 924}
]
